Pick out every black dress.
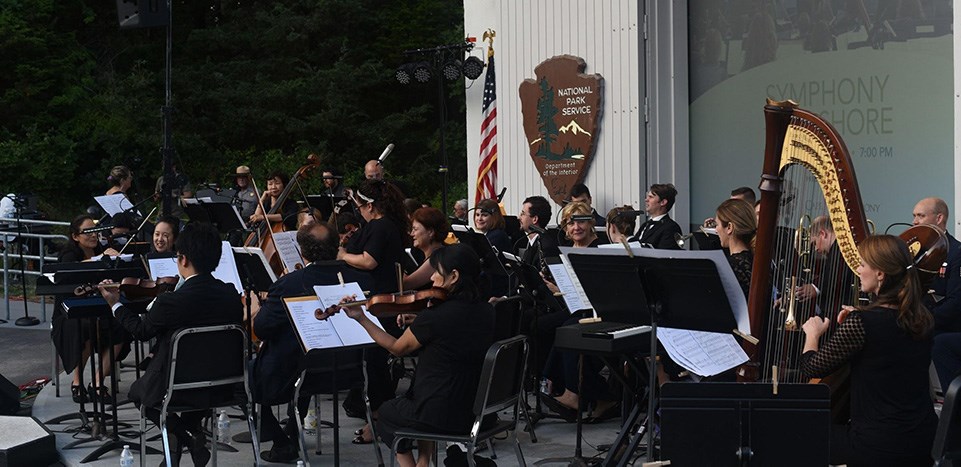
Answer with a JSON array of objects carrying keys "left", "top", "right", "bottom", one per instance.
[
  {"left": 726, "top": 250, "right": 753, "bottom": 300},
  {"left": 264, "top": 197, "right": 299, "bottom": 231},
  {"left": 344, "top": 216, "right": 405, "bottom": 295},
  {"left": 801, "top": 307, "right": 937, "bottom": 466},
  {"left": 377, "top": 298, "right": 495, "bottom": 449}
]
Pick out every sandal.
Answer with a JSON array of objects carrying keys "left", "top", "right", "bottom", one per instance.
[
  {"left": 351, "top": 434, "right": 373, "bottom": 445},
  {"left": 71, "top": 384, "right": 88, "bottom": 404}
]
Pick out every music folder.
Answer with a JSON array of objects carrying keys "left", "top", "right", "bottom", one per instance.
[
  {"left": 37, "top": 261, "right": 147, "bottom": 296},
  {"left": 231, "top": 246, "right": 276, "bottom": 293},
  {"left": 283, "top": 282, "right": 384, "bottom": 353}
]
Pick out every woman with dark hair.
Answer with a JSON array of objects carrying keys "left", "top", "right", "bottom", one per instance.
[
  {"left": 403, "top": 207, "right": 449, "bottom": 290},
  {"left": 323, "top": 244, "right": 494, "bottom": 467},
  {"left": 715, "top": 199, "right": 756, "bottom": 298},
  {"left": 801, "top": 235, "right": 937, "bottom": 466},
  {"left": 52, "top": 215, "right": 126, "bottom": 403},
  {"left": 473, "top": 198, "right": 512, "bottom": 297},
  {"left": 249, "top": 171, "right": 298, "bottom": 231},
  {"left": 338, "top": 178, "right": 409, "bottom": 444},
  {"left": 149, "top": 215, "right": 180, "bottom": 257}
]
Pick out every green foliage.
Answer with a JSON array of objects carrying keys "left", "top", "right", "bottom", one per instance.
[
  {"left": 535, "top": 78, "right": 558, "bottom": 160},
  {"left": 0, "top": 0, "right": 468, "bottom": 220}
]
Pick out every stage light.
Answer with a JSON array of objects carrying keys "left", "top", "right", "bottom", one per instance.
[
  {"left": 395, "top": 64, "right": 412, "bottom": 85},
  {"left": 412, "top": 62, "right": 432, "bottom": 83},
  {"left": 463, "top": 56, "right": 485, "bottom": 80},
  {"left": 442, "top": 59, "right": 463, "bottom": 81}
]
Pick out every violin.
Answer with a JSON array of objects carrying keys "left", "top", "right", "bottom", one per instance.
[
  {"left": 899, "top": 223, "right": 949, "bottom": 288},
  {"left": 75, "top": 276, "right": 179, "bottom": 301},
  {"left": 315, "top": 287, "right": 448, "bottom": 319}
]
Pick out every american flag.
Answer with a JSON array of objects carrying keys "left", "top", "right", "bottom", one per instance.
[{"left": 474, "top": 51, "right": 497, "bottom": 204}]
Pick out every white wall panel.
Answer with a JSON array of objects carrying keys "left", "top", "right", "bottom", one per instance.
[{"left": 465, "top": 0, "right": 645, "bottom": 221}]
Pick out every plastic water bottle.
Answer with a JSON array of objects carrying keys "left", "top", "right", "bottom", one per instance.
[
  {"left": 217, "top": 410, "right": 231, "bottom": 444},
  {"left": 296, "top": 461, "right": 305, "bottom": 467},
  {"left": 304, "top": 406, "right": 317, "bottom": 435},
  {"left": 119, "top": 445, "right": 133, "bottom": 467}
]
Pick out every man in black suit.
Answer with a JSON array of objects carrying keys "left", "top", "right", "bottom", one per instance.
[
  {"left": 99, "top": 223, "right": 242, "bottom": 467},
  {"left": 794, "top": 215, "right": 857, "bottom": 321},
  {"left": 253, "top": 221, "right": 372, "bottom": 462},
  {"left": 912, "top": 197, "right": 961, "bottom": 333},
  {"left": 569, "top": 183, "right": 606, "bottom": 227},
  {"left": 631, "top": 183, "right": 682, "bottom": 249}
]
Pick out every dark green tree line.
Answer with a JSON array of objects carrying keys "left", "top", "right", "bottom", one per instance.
[{"left": 0, "top": 0, "right": 468, "bottom": 219}]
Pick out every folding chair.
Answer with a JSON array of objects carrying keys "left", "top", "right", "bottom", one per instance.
[
  {"left": 934, "top": 374, "right": 961, "bottom": 466},
  {"left": 140, "top": 324, "right": 260, "bottom": 467},
  {"left": 390, "top": 335, "right": 529, "bottom": 467}
]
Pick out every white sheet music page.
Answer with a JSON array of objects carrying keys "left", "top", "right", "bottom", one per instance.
[
  {"left": 656, "top": 327, "right": 748, "bottom": 377},
  {"left": 147, "top": 257, "right": 179, "bottom": 280},
  {"left": 547, "top": 256, "right": 594, "bottom": 314},
  {"left": 313, "top": 282, "right": 384, "bottom": 347},
  {"left": 211, "top": 241, "right": 243, "bottom": 294},
  {"left": 271, "top": 231, "right": 304, "bottom": 272},
  {"left": 283, "top": 296, "right": 344, "bottom": 351},
  {"left": 93, "top": 193, "right": 133, "bottom": 217}
]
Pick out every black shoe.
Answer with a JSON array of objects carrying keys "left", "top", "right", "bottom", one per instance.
[
  {"left": 138, "top": 355, "right": 153, "bottom": 371},
  {"left": 342, "top": 388, "right": 367, "bottom": 420},
  {"left": 71, "top": 385, "right": 88, "bottom": 404},
  {"left": 188, "top": 432, "right": 211, "bottom": 466},
  {"left": 260, "top": 442, "right": 299, "bottom": 463}
]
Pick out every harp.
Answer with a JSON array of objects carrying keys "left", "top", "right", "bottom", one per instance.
[{"left": 742, "top": 99, "right": 869, "bottom": 384}]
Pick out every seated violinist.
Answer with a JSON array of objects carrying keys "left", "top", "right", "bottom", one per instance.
[
  {"left": 253, "top": 221, "right": 372, "bottom": 463},
  {"left": 97, "top": 223, "right": 243, "bottom": 467},
  {"left": 318, "top": 244, "right": 495, "bottom": 467}
]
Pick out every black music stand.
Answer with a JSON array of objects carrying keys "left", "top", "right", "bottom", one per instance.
[
  {"left": 307, "top": 194, "right": 347, "bottom": 222},
  {"left": 450, "top": 225, "right": 512, "bottom": 291},
  {"left": 183, "top": 198, "right": 247, "bottom": 234},
  {"left": 562, "top": 247, "right": 747, "bottom": 466},
  {"left": 233, "top": 246, "right": 275, "bottom": 438},
  {"left": 659, "top": 383, "right": 830, "bottom": 466}
]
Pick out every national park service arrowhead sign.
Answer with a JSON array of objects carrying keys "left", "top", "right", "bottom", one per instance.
[{"left": 519, "top": 55, "right": 603, "bottom": 205}]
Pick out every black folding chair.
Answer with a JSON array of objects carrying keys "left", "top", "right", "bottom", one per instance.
[
  {"left": 390, "top": 335, "right": 529, "bottom": 467},
  {"left": 141, "top": 324, "right": 259, "bottom": 467},
  {"left": 934, "top": 374, "right": 961, "bottom": 466}
]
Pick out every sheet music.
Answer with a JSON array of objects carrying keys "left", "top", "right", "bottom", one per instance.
[
  {"left": 283, "top": 296, "right": 345, "bottom": 351},
  {"left": 451, "top": 224, "right": 471, "bottom": 233},
  {"left": 94, "top": 193, "right": 135, "bottom": 217},
  {"left": 147, "top": 257, "right": 179, "bottom": 280},
  {"left": 313, "top": 282, "right": 384, "bottom": 346},
  {"left": 657, "top": 327, "right": 748, "bottom": 377},
  {"left": 598, "top": 241, "right": 643, "bottom": 250},
  {"left": 212, "top": 241, "right": 243, "bottom": 294},
  {"left": 90, "top": 254, "right": 135, "bottom": 263},
  {"left": 271, "top": 231, "right": 304, "bottom": 272},
  {"left": 547, "top": 257, "right": 593, "bottom": 314}
]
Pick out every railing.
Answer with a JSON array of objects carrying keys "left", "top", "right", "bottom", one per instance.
[{"left": 0, "top": 217, "right": 69, "bottom": 322}]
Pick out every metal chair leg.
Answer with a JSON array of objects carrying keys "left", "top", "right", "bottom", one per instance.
[
  {"left": 294, "top": 373, "right": 311, "bottom": 466},
  {"left": 210, "top": 409, "right": 218, "bottom": 466}
]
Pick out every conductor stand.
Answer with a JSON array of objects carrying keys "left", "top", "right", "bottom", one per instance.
[{"left": 7, "top": 194, "right": 38, "bottom": 326}]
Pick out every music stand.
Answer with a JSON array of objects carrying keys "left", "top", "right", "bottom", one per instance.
[
  {"left": 307, "top": 195, "right": 347, "bottom": 222},
  {"left": 232, "top": 247, "right": 275, "bottom": 432},
  {"left": 659, "top": 383, "right": 830, "bottom": 466},
  {"left": 450, "top": 226, "right": 509, "bottom": 277},
  {"left": 184, "top": 198, "right": 248, "bottom": 234},
  {"left": 562, "top": 247, "right": 750, "bottom": 465}
]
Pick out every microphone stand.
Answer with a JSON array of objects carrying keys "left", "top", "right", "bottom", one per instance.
[{"left": 10, "top": 195, "right": 38, "bottom": 326}]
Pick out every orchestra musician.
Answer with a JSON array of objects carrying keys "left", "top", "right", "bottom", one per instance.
[
  {"left": 800, "top": 235, "right": 937, "bottom": 466},
  {"left": 473, "top": 198, "right": 512, "bottom": 297},
  {"left": 249, "top": 171, "right": 298, "bottom": 231},
  {"left": 148, "top": 215, "right": 180, "bottom": 257},
  {"left": 715, "top": 198, "right": 756, "bottom": 299},
  {"left": 252, "top": 222, "right": 372, "bottom": 463},
  {"left": 631, "top": 183, "right": 682, "bottom": 249},
  {"left": 568, "top": 183, "right": 606, "bottom": 227},
  {"left": 319, "top": 244, "right": 494, "bottom": 467},
  {"left": 337, "top": 178, "right": 409, "bottom": 444},
  {"left": 364, "top": 160, "right": 385, "bottom": 181},
  {"left": 605, "top": 205, "right": 638, "bottom": 245},
  {"left": 540, "top": 202, "right": 617, "bottom": 422},
  {"left": 51, "top": 215, "right": 124, "bottom": 404},
  {"left": 105, "top": 165, "right": 134, "bottom": 196},
  {"left": 97, "top": 223, "right": 243, "bottom": 467},
  {"left": 322, "top": 168, "right": 346, "bottom": 198},
  {"left": 911, "top": 197, "right": 961, "bottom": 333},
  {"left": 402, "top": 207, "right": 449, "bottom": 290},
  {"left": 794, "top": 215, "right": 857, "bottom": 320}
]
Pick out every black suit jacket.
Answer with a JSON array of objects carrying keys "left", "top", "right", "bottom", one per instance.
[
  {"left": 252, "top": 262, "right": 372, "bottom": 405},
  {"left": 932, "top": 233, "right": 961, "bottom": 333},
  {"left": 115, "top": 273, "right": 242, "bottom": 408},
  {"left": 631, "top": 215, "right": 682, "bottom": 250}
]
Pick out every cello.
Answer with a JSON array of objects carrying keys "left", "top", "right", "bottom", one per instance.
[{"left": 245, "top": 154, "right": 321, "bottom": 277}]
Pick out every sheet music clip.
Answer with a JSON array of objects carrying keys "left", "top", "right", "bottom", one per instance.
[
  {"left": 577, "top": 316, "right": 602, "bottom": 325},
  {"left": 772, "top": 365, "right": 779, "bottom": 395},
  {"left": 337, "top": 272, "right": 345, "bottom": 286},
  {"left": 732, "top": 328, "right": 759, "bottom": 345}
]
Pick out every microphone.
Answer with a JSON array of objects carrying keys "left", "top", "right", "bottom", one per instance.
[
  {"left": 322, "top": 175, "right": 344, "bottom": 180},
  {"left": 614, "top": 210, "right": 645, "bottom": 219},
  {"left": 377, "top": 143, "right": 395, "bottom": 165},
  {"left": 528, "top": 224, "right": 547, "bottom": 235},
  {"left": 496, "top": 187, "right": 507, "bottom": 202},
  {"left": 81, "top": 225, "right": 115, "bottom": 234},
  {"left": 570, "top": 215, "right": 594, "bottom": 223}
]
